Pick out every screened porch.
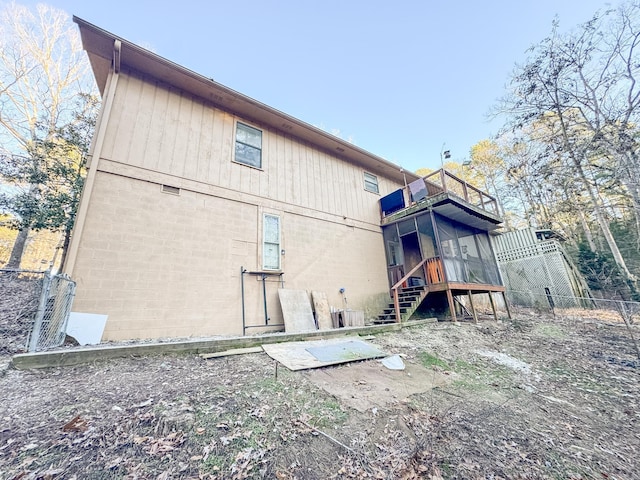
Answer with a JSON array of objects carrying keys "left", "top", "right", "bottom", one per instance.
[{"left": 378, "top": 169, "right": 508, "bottom": 323}]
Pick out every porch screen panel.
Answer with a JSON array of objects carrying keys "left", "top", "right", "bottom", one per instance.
[
  {"left": 382, "top": 225, "right": 402, "bottom": 266},
  {"left": 382, "top": 225, "right": 404, "bottom": 287},
  {"left": 416, "top": 214, "right": 437, "bottom": 258},
  {"left": 476, "top": 233, "right": 501, "bottom": 285},
  {"left": 435, "top": 215, "right": 464, "bottom": 282},
  {"left": 458, "top": 230, "right": 487, "bottom": 284},
  {"left": 398, "top": 218, "right": 416, "bottom": 236}
]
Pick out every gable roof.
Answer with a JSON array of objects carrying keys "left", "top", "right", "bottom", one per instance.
[{"left": 73, "top": 17, "right": 418, "bottom": 185}]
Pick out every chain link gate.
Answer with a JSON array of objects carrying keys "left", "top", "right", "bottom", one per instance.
[{"left": 0, "top": 269, "right": 76, "bottom": 354}]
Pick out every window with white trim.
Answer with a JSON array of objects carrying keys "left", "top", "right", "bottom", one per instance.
[
  {"left": 263, "top": 214, "right": 281, "bottom": 270},
  {"left": 234, "top": 122, "right": 262, "bottom": 168},
  {"left": 364, "top": 171, "right": 379, "bottom": 193}
]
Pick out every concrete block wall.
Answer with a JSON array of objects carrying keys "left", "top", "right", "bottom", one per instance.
[{"left": 72, "top": 171, "right": 391, "bottom": 341}]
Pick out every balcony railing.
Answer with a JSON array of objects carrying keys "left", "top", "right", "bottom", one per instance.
[{"left": 380, "top": 168, "right": 499, "bottom": 219}]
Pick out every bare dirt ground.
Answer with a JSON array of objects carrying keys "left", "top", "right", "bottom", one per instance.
[{"left": 1, "top": 311, "right": 639, "bottom": 479}]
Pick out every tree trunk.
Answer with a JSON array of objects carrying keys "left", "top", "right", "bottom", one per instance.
[
  {"left": 59, "top": 226, "right": 72, "bottom": 272},
  {"left": 577, "top": 162, "right": 637, "bottom": 282},
  {"left": 6, "top": 227, "right": 29, "bottom": 269},
  {"left": 551, "top": 98, "right": 637, "bottom": 283},
  {"left": 578, "top": 211, "right": 597, "bottom": 252},
  {"left": 618, "top": 173, "right": 640, "bottom": 249}
]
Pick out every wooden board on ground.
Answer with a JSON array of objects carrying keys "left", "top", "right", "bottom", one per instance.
[
  {"left": 262, "top": 337, "right": 386, "bottom": 371},
  {"left": 199, "top": 346, "right": 264, "bottom": 359},
  {"left": 278, "top": 289, "right": 317, "bottom": 333},
  {"left": 311, "top": 291, "right": 333, "bottom": 330}
]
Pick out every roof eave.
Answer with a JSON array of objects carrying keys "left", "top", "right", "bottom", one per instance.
[{"left": 73, "top": 16, "right": 418, "bottom": 185}]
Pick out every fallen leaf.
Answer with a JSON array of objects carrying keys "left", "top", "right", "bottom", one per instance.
[{"left": 62, "top": 416, "right": 88, "bottom": 433}]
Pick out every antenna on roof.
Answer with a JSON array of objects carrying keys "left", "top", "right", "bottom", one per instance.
[{"left": 440, "top": 143, "right": 451, "bottom": 168}]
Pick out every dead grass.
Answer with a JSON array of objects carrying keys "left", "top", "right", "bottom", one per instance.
[{"left": 1, "top": 312, "right": 639, "bottom": 479}]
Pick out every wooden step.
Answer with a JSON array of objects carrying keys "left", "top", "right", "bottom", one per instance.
[
  {"left": 379, "top": 285, "right": 429, "bottom": 323},
  {"left": 399, "top": 286, "right": 426, "bottom": 294},
  {"left": 382, "top": 307, "right": 408, "bottom": 314}
]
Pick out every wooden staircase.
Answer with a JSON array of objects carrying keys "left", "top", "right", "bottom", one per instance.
[{"left": 376, "top": 285, "right": 429, "bottom": 323}]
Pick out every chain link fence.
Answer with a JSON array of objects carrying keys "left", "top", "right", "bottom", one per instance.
[
  {"left": 459, "top": 289, "right": 640, "bottom": 327},
  {"left": 0, "top": 269, "right": 76, "bottom": 355},
  {"left": 456, "top": 290, "right": 640, "bottom": 359},
  {"left": 502, "top": 290, "right": 640, "bottom": 324}
]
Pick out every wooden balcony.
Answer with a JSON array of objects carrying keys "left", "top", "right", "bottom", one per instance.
[{"left": 380, "top": 169, "right": 502, "bottom": 229}]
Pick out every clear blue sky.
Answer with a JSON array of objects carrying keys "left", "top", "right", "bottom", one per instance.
[{"left": 20, "top": 0, "right": 613, "bottom": 172}]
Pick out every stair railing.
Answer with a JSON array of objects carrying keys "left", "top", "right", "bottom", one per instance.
[
  {"left": 390, "top": 258, "right": 428, "bottom": 323},
  {"left": 390, "top": 256, "right": 444, "bottom": 322}
]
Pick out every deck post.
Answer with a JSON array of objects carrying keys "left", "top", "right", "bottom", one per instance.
[
  {"left": 488, "top": 291, "right": 499, "bottom": 321},
  {"left": 467, "top": 290, "right": 478, "bottom": 323},
  {"left": 501, "top": 291, "right": 512, "bottom": 319},
  {"left": 446, "top": 289, "right": 457, "bottom": 322}
]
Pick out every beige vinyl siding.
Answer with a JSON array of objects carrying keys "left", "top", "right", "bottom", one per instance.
[{"left": 100, "top": 70, "right": 399, "bottom": 225}]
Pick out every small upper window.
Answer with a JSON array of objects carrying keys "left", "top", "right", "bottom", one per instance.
[
  {"left": 235, "top": 122, "right": 262, "bottom": 168},
  {"left": 364, "top": 172, "right": 379, "bottom": 193}
]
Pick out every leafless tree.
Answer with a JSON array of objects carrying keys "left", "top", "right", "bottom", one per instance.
[
  {"left": 495, "top": 2, "right": 640, "bottom": 284},
  {"left": 0, "top": 3, "right": 95, "bottom": 269}
]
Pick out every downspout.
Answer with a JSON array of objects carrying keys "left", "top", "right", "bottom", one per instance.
[{"left": 63, "top": 40, "right": 121, "bottom": 276}]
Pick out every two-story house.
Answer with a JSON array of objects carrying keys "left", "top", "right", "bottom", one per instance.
[{"left": 67, "top": 18, "right": 506, "bottom": 341}]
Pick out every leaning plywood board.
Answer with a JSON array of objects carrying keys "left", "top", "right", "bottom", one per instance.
[
  {"left": 311, "top": 291, "right": 333, "bottom": 330},
  {"left": 262, "top": 337, "right": 386, "bottom": 371},
  {"left": 278, "top": 289, "right": 316, "bottom": 333}
]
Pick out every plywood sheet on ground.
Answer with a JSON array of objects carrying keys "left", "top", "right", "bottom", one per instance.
[
  {"left": 305, "top": 360, "right": 450, "bottom": 412},
  {"left": 306, "top": 340, "right": 384, "bottom": 363},
  {"left": 278, "top": 289, "right": 316, "bottom": 333},
  {"left": 311, "top": 291, "right": 333, "bottom": 330},
  {"left": 262, "top": 338, "right": 386, "bottom": 371}
]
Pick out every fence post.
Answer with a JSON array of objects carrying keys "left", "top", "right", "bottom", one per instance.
[
  {"left": 62, "top": 278, "right": 77, "bottom": 340},
  {"left": 27, "top": 272, "right": 52, "bottom": 352},
  {"left": 618, "top": 300, "right": 640, "bottom": 360}
]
